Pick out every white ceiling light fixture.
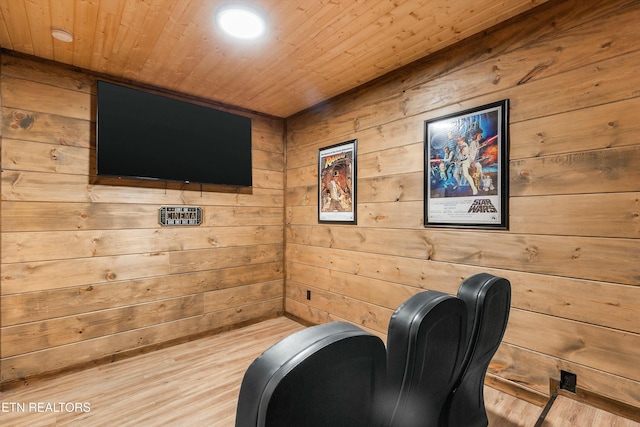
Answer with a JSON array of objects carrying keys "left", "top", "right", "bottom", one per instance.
[
  {"left": 51, "top": 28, "right": 74, "bottom": 43},
  {"left": 216, "top": 5, "right": 267, "bottom": 40}
]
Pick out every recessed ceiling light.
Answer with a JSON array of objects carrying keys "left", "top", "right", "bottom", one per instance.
[
  {"left": 216, "top": 5, "right": 266, "bottom": 40},
  {"left": 51, "top": 28, "right": 74, "bottom": 43}
]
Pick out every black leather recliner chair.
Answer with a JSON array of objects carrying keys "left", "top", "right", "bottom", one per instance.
[
  {"left": 235, "top": 321, "right": 387, "bottom": 427},
  {"left": 440, "top": 273, "right": 512, "bottom": 427},
  {"left": 384, "top": 291, "right": 468, "bottom": 427}
]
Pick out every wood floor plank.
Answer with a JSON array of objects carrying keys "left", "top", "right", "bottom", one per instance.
[
  {"left": 543, "top": 396, "right": 640, "bottom": 427},
  {"left": 485, "top": 386, "right": 543, "bottom": 426},
  {"left": 0, "top": 316, "right": 634, "bottom": 426}
]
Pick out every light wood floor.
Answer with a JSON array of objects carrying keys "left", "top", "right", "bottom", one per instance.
[
  {"left": 540, "top": 395, "right": 640, "bottom": 427},
  {"left": 0, "top": 316, "right": 637, "bottom": 426}
]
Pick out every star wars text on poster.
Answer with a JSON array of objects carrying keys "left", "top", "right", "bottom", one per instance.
[{"left": 467, "top": 199, "right": 497, "bottom": 213}]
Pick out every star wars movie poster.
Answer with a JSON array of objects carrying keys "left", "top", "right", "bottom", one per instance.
[
  {"left": 318, "top": 140, "right": 357, "bottom": 224},
  {"left": 425, "top": 100, "right": 509, "bottom": 229}
]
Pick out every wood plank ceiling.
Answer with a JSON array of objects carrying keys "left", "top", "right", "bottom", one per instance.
[{"left": 0, "top": 0, "right": 550, "bottom": 118}]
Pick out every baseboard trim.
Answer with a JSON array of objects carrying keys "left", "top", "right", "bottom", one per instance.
[
  {"left": 283, "top": 312, "right": 317, "bottom": 327},
  {"left": 549, "top": 378, "right": 640, "bottom": 423},
  {"left": 485, "top": 374, "right": 549, "bottom": 407}
]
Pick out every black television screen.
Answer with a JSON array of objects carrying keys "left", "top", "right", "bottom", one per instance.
[{"left": 96, "top": 80, "right": 252, "bottom": 187}]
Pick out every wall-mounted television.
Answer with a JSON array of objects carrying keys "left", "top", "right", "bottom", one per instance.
[{"left": 96, "top": 80, "right": 252, "bottom": 187}]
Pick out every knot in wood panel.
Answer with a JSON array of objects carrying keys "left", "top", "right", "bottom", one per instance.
[
  {"left": 492, "top": 65, "right": 502, "bottom": 85},
  {"left": 571, "top": 247, "right": 581, "bottom": 259},
  {"left": 525, "top": 246, "right": 539, "bottom": 261},
  {"left": 10, "top": 110, "right": 35, "bottom": 130}
]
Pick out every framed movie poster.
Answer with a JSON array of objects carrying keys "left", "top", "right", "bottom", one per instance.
[
  {"left": 318, "top": 139, "right": 357, "bottom": 224},
  {"left": 424, "top": 100, "right": 509, "bottom": 229}
]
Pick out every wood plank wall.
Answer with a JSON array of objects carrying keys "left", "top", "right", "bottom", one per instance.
[
  {"left": 0, "top": 53, "right": 286, "bottom": 386},
  {"left": 284, "top": 0, "right": 640, "bottom": 410}
]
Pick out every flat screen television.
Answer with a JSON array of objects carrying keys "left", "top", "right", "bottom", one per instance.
[{"left": 96, "top": 80, "right": 252, "bottom": 187}]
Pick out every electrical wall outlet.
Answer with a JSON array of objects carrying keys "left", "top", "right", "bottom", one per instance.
[{"left": 560, "top": 370, "right": 577, "bottom": 393}]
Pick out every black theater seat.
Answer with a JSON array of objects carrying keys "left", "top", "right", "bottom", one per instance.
[
  {"left": 441, "top": 273, "right": 512, "bottom": 427},
  {"left": 235, "top": 321, "right": 387, "bottom": 427},
  {"left": 235, "top": 274, "right": 511, "bottom": 427},
  {"left": 384, "top": 291, "right": 468, "bottom": 427}
]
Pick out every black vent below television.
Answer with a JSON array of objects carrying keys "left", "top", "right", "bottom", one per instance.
[{"left": 96, "top": 80, "right": 252, "bottom": 188}]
